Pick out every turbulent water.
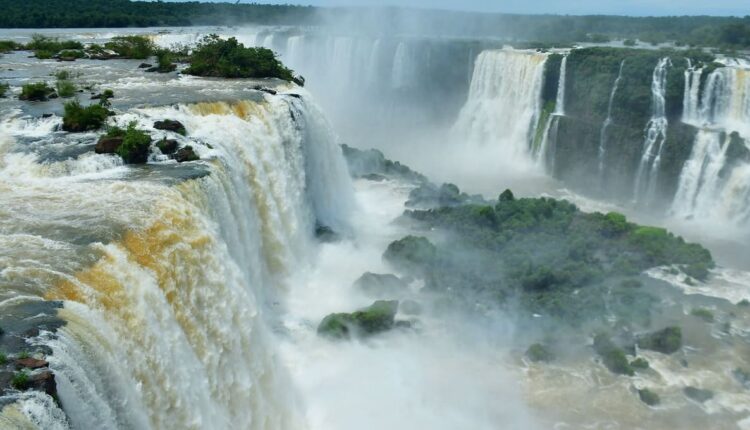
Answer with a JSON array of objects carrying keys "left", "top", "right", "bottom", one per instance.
[{"left": 1, "top": 27, "right": 750, "bottom": 430}]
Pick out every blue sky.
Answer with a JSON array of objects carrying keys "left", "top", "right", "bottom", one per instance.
[{"left": 180, "top": 0, "right": 749, "bottom": 16}]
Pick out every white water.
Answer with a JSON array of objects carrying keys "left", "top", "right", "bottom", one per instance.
[
  {"left": 634, "top": 57, "right": 671, "bottom": 204},
  {"left": 598, "top": 60, "right": 625, "bottom": 183},
  {"left": 454, "top": 49, "right": 547, "bottom": 167},
  {"left": 553, "top": 55, "right": 567, "bottom": 116}
]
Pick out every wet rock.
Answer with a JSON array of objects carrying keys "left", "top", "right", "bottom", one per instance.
[
  {"left": 171, "top": 146, "right": 199, "bottom": 163},
  {"left": 318, "top": 300, "right": 399, "bottom": 340},
  {"left": 48, "top": 92, "right": 59, "bottom": 99},
  {"left": 315, "top": 224, "right": 339, "bottom": 243},
  {"left": 526, "top": 343, "right": 555, "bottom": 363},
  {"left": 15, "top": 358, "right": 48, "bottom": 370},
  {"left": 286, "top": 93, "right": 302, "bottom": 99},
  {"left": 253, "top": 86, "right": 277, "bottom": 95},
  {"left": 354, "top": 272, "right": 408, "bottom": 297},
  {"left": 361, "top": 173, "right": 387, "bottom": 182},
  {"left": 638, "top": 389, "right": 660, "bottom": 406},
  {"left": 154, "top": 119, "right": 186, "bottom": 135},
  {"left": 684, "top": 386, "right": 714, "bottom": 403},
  {"left": 95, "top": 136, "right": 123, "bottom": 154},
  {"left": 28, "top": 371, "right": 56, "bottom": 396},
  {"left": 41, "top": 114, "right": 53, "bottom": 119},
  {"left": 138, "top": 63, "right": 153, "bottom": 69},
  {"left": 637, "top": 326, "right": 682, "bottom": 354},
  {"left": 156, "top": 138, "right": 178, "bottom": 155}
]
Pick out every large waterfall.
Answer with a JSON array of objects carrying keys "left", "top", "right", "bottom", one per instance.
[
  {"left": 598, "top": 60, "right": 625, "bottom": 183},
  {"left": 0, "top": 94, "right": 354, "bottom": 429},
  {"left": 671, "top": 63, "right": 750, "bottom": 226},
  {"left": 453, "top": 49, "right": 547, "bottom": 164}
]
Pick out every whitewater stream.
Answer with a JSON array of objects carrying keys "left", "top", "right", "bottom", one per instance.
[{"left": 0, "top": 27, "right": 749, "bottom": 430}]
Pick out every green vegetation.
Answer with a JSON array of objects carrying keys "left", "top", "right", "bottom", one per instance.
[
  {"left": 184, "top": 35, "right": 296, "bottom": 82},
  {"left": 383, "top": 236, "right": 438, "bottom": 275},
  {"left": 11, "top": 371, "right": 30, "bottom": 390},
  {"left": 526, "top": 343, "right": 555, "bottom": 363},
  {"left": 739, "top": 299, "right": 750, "bottom": 307},
  {"left": 0, "top": 40, "right": 22, "bottom": 53},
  {"left": 594, "top": 334, "right": 634, "bottom": 376},
  {"left": 62, "top": 100, "right": 109, "bottom": 132},
  {"left": 26, "top": 34, "right": 83, "bottom": 59},
  {"left": 20, "top": 82, "right": 55, "bottom": 101},
  {"left": 56, "top": 79, "right": 76, "bottom": 98},
  {"left": 637, "top": 327, "right": 682, "bottom": 354},
  {"left": 104, "top": 35, "right": 154, "bottom": 59},
  {"left": 115, "top": 122, "right": 152, "bottom": 164},
  {"left": 0, "top": 82, "right": 9, "bottom": 98},
  {"left": 0, "top": 353, "right": 6, "bottom": 365},
  {"left": 318, "top": 300, "right": 399, "bottom": 340},
  {"left": 17, "top": 351, "right": 30, "bottom": 360},
  {"left": 630, "top": 357, "right": 650, "bottom": 370},
  {"left": 638, "top": 389, "right": 660, "bottom": 406},
  {"left": 154, "top": 49, "right": 176, "bottom": 73},
  {"left": 691, "top": 308, "right": 715, "bottom": 322}
]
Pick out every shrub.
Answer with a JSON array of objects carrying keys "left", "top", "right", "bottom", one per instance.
[
  {"left": 11, "top": 371, "right": 30, "bottom": 390},
  {"left": 691, "top": 308, "right": 715, "bottom": 322},
  {"left": 115, "top": 122, "right": 152, "bottom": 164},
  {"left": 26, "top": 34, "right": 83, "bottom": 58},
  {"left": 155, "top": 48, "right": 176, "bottom": 72},
  {"left": 0, "top": 40, "right": 22, "bottom": 53},
  {"left": 20, "top": 82, "right": 54, "bottom": 101},
  {"left": 317, "top": 300, "right": 399, "bottom": 340},
  {"left": 0, "top": 82, "right": 9, "bottom": 98},
  {"left": 104, "top": 35, "right": 154, "bottom": 59},
  {"left": 638, "top": 389, "right": 660, "bottom": 406},
  {"left": 62, "top": 100, "right": 109, "bottom": 132},
  {"left": 526, "top": 343, "right": 555, "bottom": 362},
  {"left": 623, "top": 39, "right": 637, "bottom": 47},
  {"left": 637, "top": 327, "right": 682, "bottom": 354},
  {"left": 58, "top": 49, "right": 85, "bottom": 60},
  {"left": 17, "top": 351, "right": 30, "bottom": 359},
  {"left": 630, "top": 357, "right": 650, "bottom": 370},
  {"left": 594, "top": 334, "right": 634, "bottom": 376},
  {"left": 383, "top": 236, "right": 438, "bottom": 274},
  {"left": 56, "top": 79, "right": 76, "bottom": 98},
  {"left": 184, "top": 34, "right": 295, "bottom": 81},
  {"left": 0, "top": 353, "right": 6, "bottom": 365}
]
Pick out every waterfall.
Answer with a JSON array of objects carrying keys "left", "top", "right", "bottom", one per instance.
[
  {"left": 391, "top": 42, "right": 415, "bottom": 89},
  {"left": 554, "top": 55, "right": 567, "bottom": 115},
  {"left": 634, "top": 57, "right": 671, "bottom": 204},
  {"left": 598, "top": 61, "right": 626, "bottom": 183},
  {"left": 671, "top": 62, "right": 750, "bottom": 226},
  {"left": 0, "top": 96, "right": 354, "bottom": 429},
  {"left": 454, "top": 49, "right": 548, "bottom": 162}
]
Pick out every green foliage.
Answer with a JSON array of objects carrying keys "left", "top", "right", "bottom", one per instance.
[
  {"left": 26, "top": 34, "right": 83, "bottom": 58},
  {"left": 630, "top": 357, "right": 650, "bottom": 370},
  {"left": 594, "top": 334, "right": 634, "bottom": 376},
  {"left": 739, "top": 299, "right": 750, "bottom": 307},
  {"left": 318, "top": 300, "right": 399, "bottom": 340},
  {"left": 155, "top": 49, "right": 175, "bottom": 72},
  {"left": 62, "top": 100, "right": 109, "bottom": 132},
  {"left": 0, "top": 353, "right": 6, "bottom": 365},
  {"left": 690, "top": 308, "right": 715, "bottom": 322},
  {"left": 383, "top": 236, "right": 437, "bottom": 274},
  {"left": 526, "top": 343, "right": 555, "bottom": 362},
  {"left": 58, "top": 49, "right": 85, "bottom": 59},
  {"left": 0, "top": 40, "right": 22, "bottom": 52},
  {"left": 104, "top": 35, "right": 154, "bottom": 59},
  {"left": 17, "top": 351, "right": 30, "bottom": 360},
  {"left": 184, "top": 35, "right": 295, "bottom": 81},
  {"left": 623, "top": 39, "right": 637, "bottom": 47},
  {"left": 637, "top": 326, "right": 682, "bottom": 354},
  {"left": 0, "top": 82, "right": 9, "bottom": 98},
  {"left": 638, "top": 389, "right": 660, "bottom": 406},
  {"left": 56, "top": 79, "right": 76, "bottom": 98},
  {"left": 20, "top": 82, "right": 54, "bottom": 101},
  {"left": 115, "top": 122, "right": 152, "bottom": 164},
  {"left": 11, "top": 371, "right": 30, "bottom": 390}
]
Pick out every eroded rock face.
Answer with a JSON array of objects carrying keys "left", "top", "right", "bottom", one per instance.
[
  {"left": 154, "top": 119, "right": 186, "bottom": 135},
  {"left": 29, "top": 371, "right": 56, "bottom": 396},
  {"left": 171, "top": 146, "right": 199, "bottom": 163},
  {"left": 15, "top": 358, "right": 49, "bottom": 370},
  {"left": 156, "top": 138, "right": 178, "bottom": 155},
  {"left": 95, "top": 136, "right": 123, "bottom": 154}
]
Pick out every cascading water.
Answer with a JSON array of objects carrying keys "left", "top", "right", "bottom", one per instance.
[
  {"left": 454, "top": 49, "right": 548, "bottom": 165},
  {"left": 682, "top": 59, "right": 704, "bottom": 125},
  {"left": 598, "top": 61, "right": 625, "bottom": 183},
  {"left": 553, "top": 55, "right": 567, "bottom": 116},
  {"left": 0, "top": 93, "right": 354, "bottom": 429},
  {"left": 537, "top": 54, "right": 568, "bottom": 169},
  {"left": 634, "top": 57, "right": 671, "bottom": 204}
]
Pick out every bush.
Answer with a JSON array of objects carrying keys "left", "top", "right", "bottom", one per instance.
[
  {"left": 0, "top": 82, "right": 9, "bottom": 98},
  {"left": 58, "top": 49, "right": 85, "bottom": 60},
  {"left": 56, "top": 79, "right": 76, "bottom": 98},
  {"left": 623, "top": 39, "right": 637, "bottom": 47},
  {"left": 638, "top": 389, "right": 660, "bottom": 406},
  {"left": 318, "top": 300, "right": 399, "bottom": 340},
  {"left": 11, "top": 371, "right": 30, "bottom": 390},
  {"left": 104, "top": 35, "right": 154, "bottom": 59},
  {"left": 62, "top": 100, "right": 109, "bottom": 132},
  {"left": 630, "top": 357, "right": 650, "bottom": 370},
  {"left": 20, "top": 82, "right": 55, "bottom": 101},
  {"left": 594, "top": 334, "right": 634, "bottom": 376},
  {"left": 383, "top": 236, "right": 438, "bottom": 274},
  {"left": 155, "top": 49, "right": 176, "bottom": 72},
  {"left": 0, "top": 353, "right": 6, "bottom": 365},
  {"left": 0, "top": 40, "right": 22, "bottom": 53},
  {"left": 17, "top": 351, "right": 30, "bottom": 359},
  {"left": 26, "top": 34, "right": 82, "bottom": 58},
  {"left": 691, "top": 308, "right": 714, "bottom": 322},
  {"left": 526, "top": 343, "right": 555, "bottom": 362},
  {"left": 637, "top": 327, "right": 682, "bottom": 354},
  {"left": 184, "top": 34, "right": 295, "bottom": 81},
  {"left": 116, "top": 122, "right": 152, "bottom": 164}
]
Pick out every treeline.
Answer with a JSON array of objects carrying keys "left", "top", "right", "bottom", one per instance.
[
  {"left": 0, "top": 0, "right": 748, "bottom": 50},
  {"left": 0, "top": 0, "right": 314, "bottom": 28}
]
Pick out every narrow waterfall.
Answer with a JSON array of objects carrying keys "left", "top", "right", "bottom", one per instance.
[
  {"left": 391, "top": 42, "right": 415, "bottom": 89},
  {"left": 0, "top": 96, "right": 354, "bottom": 429},
  {"left": 454, "top": 49, "right": 548, "bottom": 163},
  {"left": 672, "top": 63, "right": 750, "bottom": 226},
  {"left": 598, "top": 61, "right": 625, "bottom": 183},
  {"left": 553, "top": 55, "right": 567, "bottom": 115},
  {"left": 634, "top": 57, "right": 671, "bottom": 203}
]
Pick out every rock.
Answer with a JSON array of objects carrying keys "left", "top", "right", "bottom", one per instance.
[
  {"left": 684, "top": 386, "right": 714, "bottom": 403},
  {"left": 157, "top": 64, "right": 177, "bottom": 73},
  {"left": 638, "top": 389, "right": 660, "bottom": 406},
  {"left": 28, "top": 371, "right": 56, "bottom": 396},
  {"left": 253, "top": 86, "right": 277, "bottom": 95},
  {"left": 526, "top": 343, "right": 555, "bottom": 363},
  {"left": 95, "top": 136, "right": 123, "bottom": 154},
  {"left": 361, "top": 173, "right": 387, "bottom": 182},
  {"left": 138, "top": 63, "right": 153, "bottom": 69},
  {"left": 286, "top": 93, "right": 302, "bottom": 99},
  {"left": 156, "top": 138, "right": 178, "bottom": 155},
  {"left": 15, "top": 358, "right": 48, "bottom": 370},
  {"left": 353, "top": 272, "right": 408, "bottom": 297},
  {"left": 383, "top": 236, "right": 437, "bottom": 275},
  {"left": 315, "top": 224, "right": 339, "bottom": 243},
  {"left": 171, "top": 146, "right": 199, "bottom": 163},
  {"left": 41, "top": 114, "right": 53, "bottom": 119},
  {"left": 317, "top": 300, "right": 399, "bottom": 340},
  {"left": 145, "top": 67, "right": 158, "bottom": 73},
  {"left": 637, "top": 327, "right": 682, "bottom": 354},
  {"left": 48, "top": 92, "right": 58, "bottom": 99},
  {"left": 154, "top": 119, "right": 186, "bottom": 135}
]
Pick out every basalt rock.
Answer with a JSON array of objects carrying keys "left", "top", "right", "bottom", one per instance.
[
  {"left": 171, "top": 146, "right": 199, "bottom": 163},
  {"left": 95, "top": 136, "right": 123, "bottom": 154},
  {"left": 15, "top": 358, "right": 48, "bottom": 370},
  {"left": 156, "top": 138, "right": 178, "bottom": 155},
  {"left": 154, "top": 119, "right": 186, "bottom": 136}
]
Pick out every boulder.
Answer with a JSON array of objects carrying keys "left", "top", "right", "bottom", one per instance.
[
  {"left": 354, "top": 272, "right": 408, "bottom": 297},
  {"left": 171, "top": 146, "right": 199, "bottom": 163},
  {"left": 138, "top": 63, "right": 153, "bottom": 69},
  {"left": 95, "top": 136, "right": 123, "bottom": 154},
  {"left": 684, "top": 386, "right": 714, "bottom": 403},
  {"left": 15, "top": 358, "right": 48, "bottom": 370},
  {"left": 637, "top": 327, "right": 682, "bottom": 354},
  {"left": 253, "top": 86, "right": 277, "bottom": 95},
  {"left": 317, "top": 300, "right": 399, "bottom": 340},
  {"left": 28, "top": 371, "right": 56, "bottom": 396},
  {"left": 315, "top": 224, "right": 339, "bottom": 243},
  {"left": 154, "top": 119, "right": 186, "bottom": 135},
  {"left": 156, "top": 138, "right": 178, "bottom": 155}
]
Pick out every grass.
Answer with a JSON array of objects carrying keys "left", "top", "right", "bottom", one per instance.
[
  {"left": 104, "top": 35, "right": 154, "bottom": 59},
  {"left": 17, "top": 351, "right": 30, "bottom": 359},
  {"left": 62, "top": 100, "right": 109, "bottom": 132},
  {"left": 20, "top": 82, "right": 54, "bottom": 101},
  {"left": 11, "top": 371, "right": 30, "bottom": 390},
  {"left": 56, "top": 79, "right": 76, "bottom": 98}
]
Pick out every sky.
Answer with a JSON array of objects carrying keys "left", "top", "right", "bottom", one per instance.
[{"left": 178, "top": 0, "right": 750, "bottom": 16}]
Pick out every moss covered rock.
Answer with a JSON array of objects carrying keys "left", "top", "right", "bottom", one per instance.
[
  {"left": 637, "top": 327, "right": 682, "bottom": 354},
  {"left": 383, "top": 236, "right": 437, "bottom": 275},
  {"left": 317, "top": 300, "right": 399, "bottom": 340},
  {"left": 638, "top": 388, "right": 660, "bottom": 406},
  {"left": 526, "top": 343, "right": 555, "bottom": 363}
]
